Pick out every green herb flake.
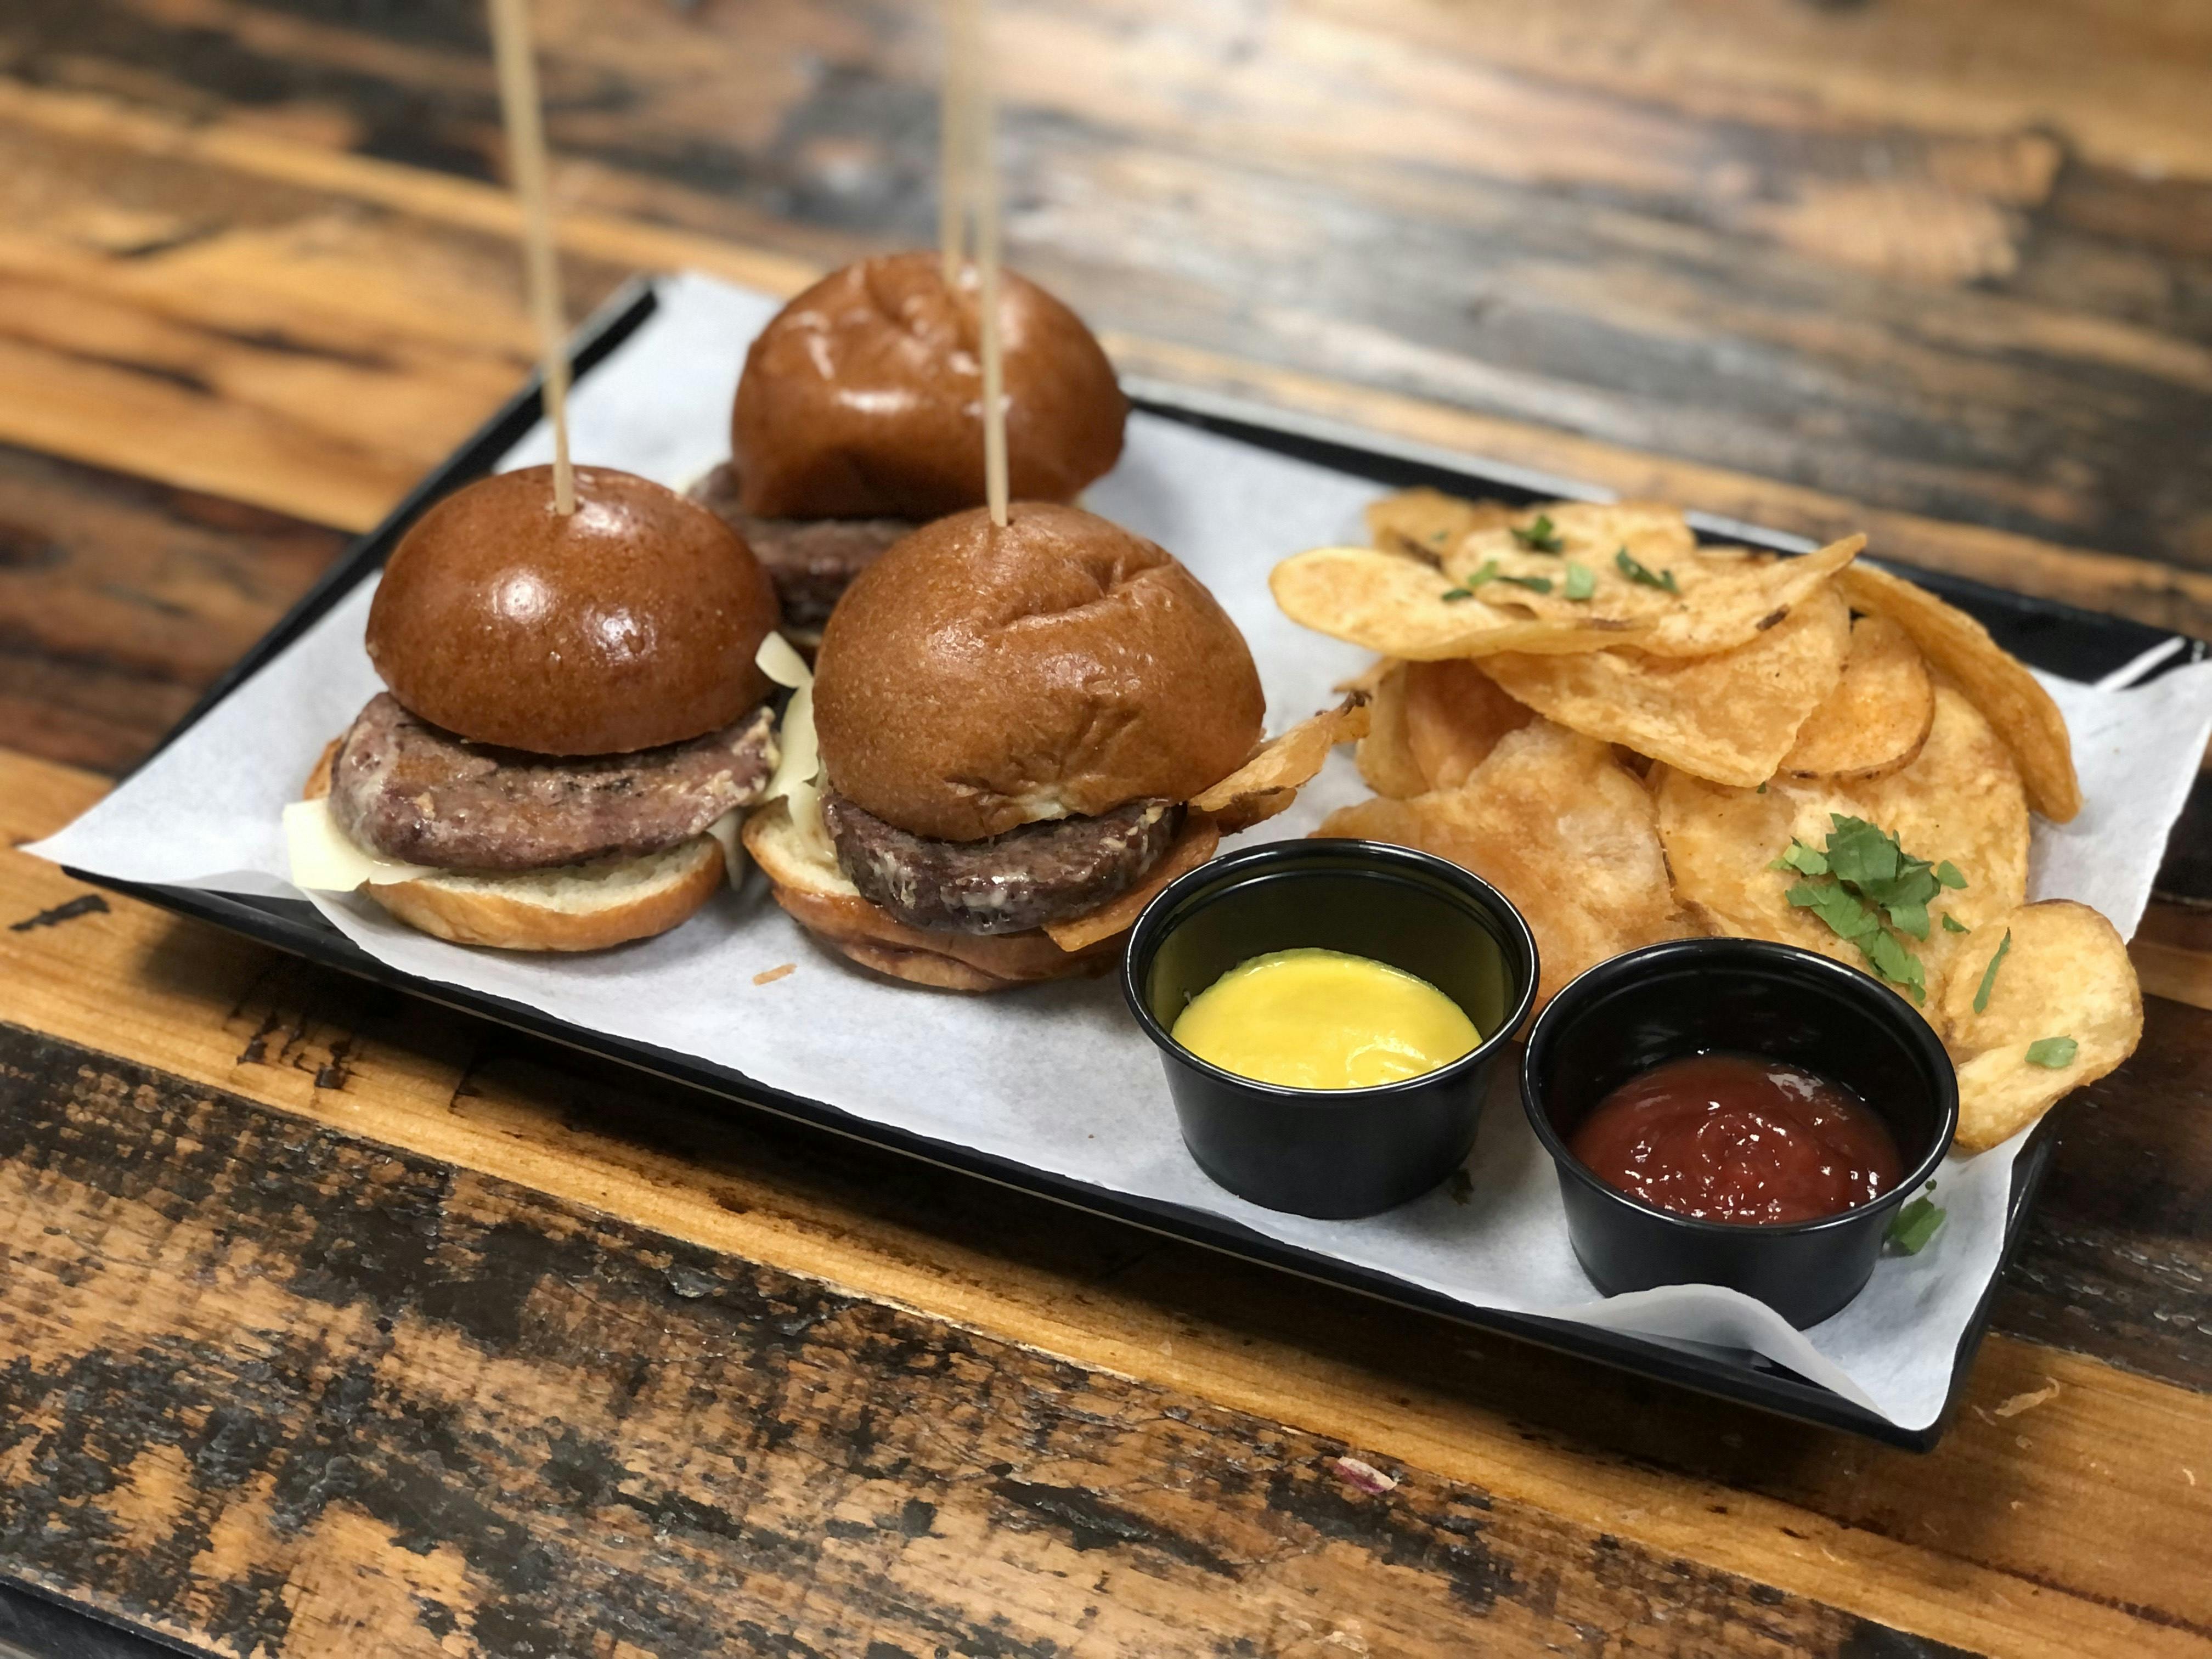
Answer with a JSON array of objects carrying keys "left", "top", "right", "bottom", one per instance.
[
  {"left": 2025, "top": 1035, "right": 2078, "bottom": 1069},
  {"left": 1511, "top": 514, "right": 1565, "bottom": 554},
  {"left": 1615, "top": 546, "right": 1680, "bottom": 594},
  {"left": 1562, "top": 562, "right": 1596, "bottom": 601},
  {"left": 1442, "top": 560, "right": 1505, "bottom": 601},
  {"left": 1936, "top": 861, "right": 1968, "bottom": 890},
  {"left": 1496, "top": 572, "right": 1552, "bottom": 594},
  {"left": 1886, "top": 1195, "right": 1946, "bottom": 1254},
  {"left": 1440, "top": 588, "right": 1476, "bottom": 602},
  {"left": 1973, "top": 929, "right": 2012, "bottom": 1014},
  {"left": 1773, "top": 815, "right": 1960, "bottom": 1003},
  {"left": 1771, "top": 840, "right": 1829, "bottom": 877},
  {"left": 1941, "top": 913, "right": 1970, "bottom": 934}
]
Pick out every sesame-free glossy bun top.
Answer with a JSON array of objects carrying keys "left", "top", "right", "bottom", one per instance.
[
  {"left": 365, "top": 465, "right": 778, "bottom": 755},
  {"left": 732, "top": 252, "right": 1126, "bottom": 520},
  {"left": 812, "top": 503, "right": 1266, "bottom": 842}
]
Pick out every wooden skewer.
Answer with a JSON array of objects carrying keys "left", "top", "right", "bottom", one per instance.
[
  {"left": 953, "top": 0, "right": 1010, "bottom": 529},
  {"left": 487, "top": 0, "right": 575, "bottom": 515}
]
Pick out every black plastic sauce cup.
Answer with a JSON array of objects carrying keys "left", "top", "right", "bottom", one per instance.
[
  {"left": 1521, "top": 938, "right": 1959, "bottom": 1328},
  {"left": 1124, "top": 839, "right": 1539, "bottom": 1219}
]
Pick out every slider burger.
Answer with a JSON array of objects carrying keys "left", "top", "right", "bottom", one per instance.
[
  {"left": 744, "top": 501, "right": 1365, "bottom": 990},
  {"left": 690, "top": 252, "right": 1126, "bottom": 642},
  {"left": 286, "top": 464, "right": 782, "bottom": 950}
]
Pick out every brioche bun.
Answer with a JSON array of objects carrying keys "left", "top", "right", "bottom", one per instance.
[
  {"left": 732, "top": 253, "right": 1125, "bottom": 521},
  {"left": 812, "top": 503, "right": 1266, "bottom": 843},
  {"left": 302, "top": 742, "right": 725, "bottom": 951},
  {"left": 744, "top": 800, "right": 1114, "bottom": 990},
  {"left": 366, "top": 839, "right": 725, "bottom": 952},
  {"left": 367, "top": 465, "right": 777, "bottom": 755}
]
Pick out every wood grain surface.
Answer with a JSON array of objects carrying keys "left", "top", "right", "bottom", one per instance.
[
  {"left": 6, "top": 751, "right": 2212, "bottom": 1656},
  {"left": 4, "top": 2, "right": 2212, "bottom": 1654},
  {"left": 4, "top": 4, "right": 2212, "bottom": 633}
]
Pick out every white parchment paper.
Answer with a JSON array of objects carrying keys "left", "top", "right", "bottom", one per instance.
[{"left": 33, "top": 273, "right": 2212, "bottom": 1430}]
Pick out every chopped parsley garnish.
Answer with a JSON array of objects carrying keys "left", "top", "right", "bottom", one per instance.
[
  {"left": 2025, "top": 1035, "right": 2078, "bottom": 1068},
  {"left": 1563, "top": 561, "right": 1595, "bottom": 601},
  {"left": 1942, "top": 913, "right": 1970, "bottom": 933},
  {"left": 1775, "top": 815, "right": 1965, "bottom": 1003},
  {"left": 1886, "top": 1185, "right": 1945, "bottom": 1254},
  {"left": 1441, "top": 560, "right": 1500, "bottom": 601},
  {"left": 1973, "top": 929, "right": 2012, "bottom": 1014},
  {"left": 1444, "top": 563, "right": 1552, "bottom": 599},
  {"left": 1512, "top": 514, "right": 1565, "bottom": 553},
  {"left": 1615, "top": 546, "right": 1680, "bottom": 594}
]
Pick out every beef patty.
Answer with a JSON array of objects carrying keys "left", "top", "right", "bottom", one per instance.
[
  {"left": 331, "top": 692, "right": 778, "bottom": 873},
  {"left": 821, "top": 788, "right": 1179, "bottom": 935},
  {"left": 689, "top": 461, "right": 912, "bottom": 631}
]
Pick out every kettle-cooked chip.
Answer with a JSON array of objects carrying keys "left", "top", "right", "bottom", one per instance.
[
  {"left": 1840, "top": 565, "right": 2079, "bottom": 822},
  {"left": 1481, "top": 583, "right": 1848, "bottom": 787},
  {"left": 1365, "top": 488, "right": 1519, "bottom": 563},
  {"left": 1655, "top": 686, "right": 2028, "bottom": 1006},
  {"left": 1781, "top": 612, "right": 1934, "bottom": 780},
  {"left": 1937, "top": 900, "right": 2142, "bottom": 1150},
  {"left": 1271, "top": 545, "right": 1646, "bottom": 661},
  {"left": 1320, "top": 719, "right": 1696, "bottom": 1010},
  {"left": 1441, "top": 505, "right": 1864, "bottom": 659},
  {"left": 1355, "top": 661, "right": 1429, "bottom": 799},
  {"left": 1195, "top": 695, "right": 1372, "bottom": 834},
  {"left": 1403, "top": 658, "right": 1534, "bottom": 789}
]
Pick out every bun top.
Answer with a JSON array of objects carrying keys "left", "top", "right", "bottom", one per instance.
[
  {"left": 731, "top": 252, "right": 1126, "bottom": 520},
  {"left": 366, "top": 465, "right": 778, "bottom": 755},
  {"left": 812, "top": 503, "right": 1266, "bottom": 842}
]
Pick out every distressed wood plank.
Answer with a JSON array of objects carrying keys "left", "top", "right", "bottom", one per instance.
[
  {"left": 3, "top": 1018, "right": 2035, "bottom": 1659},
  {"left": 4, "top": 0, "right": 2211, "bottom": 578},
  {"left": 0, "top": 443, "right": 346, "bottom": 773},
  {"left": 3, "top": 76, "right": 2212, "bottom": 643},
  {"left": 4, "top": 748, "right": 2210, "bottom": 1655}
]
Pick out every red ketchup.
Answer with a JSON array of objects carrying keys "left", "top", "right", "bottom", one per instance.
[{"left": 1568, "top": 1052, "right": 1903, "bottom": 1226}]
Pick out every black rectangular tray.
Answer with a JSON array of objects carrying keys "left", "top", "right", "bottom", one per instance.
[{"left": 76, "top": 274, "right": 2204, "bottom": 1451}]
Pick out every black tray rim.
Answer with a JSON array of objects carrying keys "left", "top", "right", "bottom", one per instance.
[{"left": 72, "top": 270, "right": 2155, "bottom": 1452}]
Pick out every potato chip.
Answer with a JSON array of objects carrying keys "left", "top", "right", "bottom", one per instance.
[
  {"left": 1780, "top": 612, "right": 1933, "bottom": 779},
  {"left": 1365, "top": 488, "right": 1518, "bottom": 563},
  {"left": 1194, "top": 694, "right": 1371, "bottom": 834},
  {"left": 1654, "top": 686, "right": 2028, "bottom": 1005},
  {"left": 1442, "top": 511, "right": 1864, "bottom": 658},
  {"left": 1320, "top": 720, "right": 1696, "bottom": 1009},
  {"left": 1481, "top": 583, "right": 1848, "bottom": 787},
  {"left": 1840, "top": 565, "right": 2079, "bottom": 822},
  {"left": 1936, "top": 901, "right": 2142, "bottom": 1150},
  {"left": 1271, "top": 545, "right": 1646, "bottom": 661},
  {"left": 1403, "top": 658, "right": 1533, "bottom": 789},
  {"left": 1354, "top": 662, "right": 1428, "bottom": 799}
]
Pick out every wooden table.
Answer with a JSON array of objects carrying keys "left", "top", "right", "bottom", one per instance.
[{"left": 2, "top": 3, "right": 2209, "bottom": 1654}]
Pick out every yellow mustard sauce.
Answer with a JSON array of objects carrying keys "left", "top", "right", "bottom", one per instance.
[{"left": 1170, "top": 948, "right": 1481, "bottom": 1090}]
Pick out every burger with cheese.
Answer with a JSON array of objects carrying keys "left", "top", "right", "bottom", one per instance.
[
  {"left": 744, "top": 500, "right": 1363, "bottom": 990},
  {"left": 690, "top": 252, "right": 1126, "bottom": 644},
  {"left": 286, "top": 464, "right": 783, "bottom": 950}
]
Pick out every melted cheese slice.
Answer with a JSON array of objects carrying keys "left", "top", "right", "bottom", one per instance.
[
  {"left": 283, "top": 798, "right": 438, "bottom": 892},
  {"left": 755, "top": 631, "right": 833, "bottom": 865},
  {"left": 705, "top": 810, "right": 747, "bottom": 888}
]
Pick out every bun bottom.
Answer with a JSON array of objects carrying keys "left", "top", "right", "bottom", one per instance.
[
  {"left": 368, "top": 838, "right": 725, "bottom": 952},
  {"left": 305, "top": 739, "right": 725, "bottom": 951},
  {"left": 743, "top": 799, "right": 1115, "bottom": 991}
]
